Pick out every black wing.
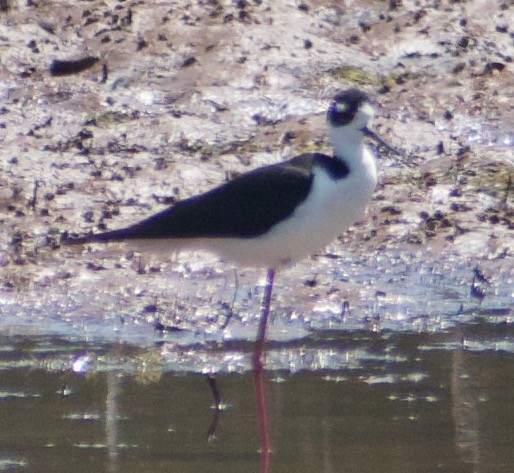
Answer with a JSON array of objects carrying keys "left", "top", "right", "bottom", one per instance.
[{"left": 66, "top": 153, "right": 327, "bottom": 244}]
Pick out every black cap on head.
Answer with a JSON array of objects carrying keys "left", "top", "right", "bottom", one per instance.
[{"left": 327, "top": 89, "right": 370, "bottom": 127}]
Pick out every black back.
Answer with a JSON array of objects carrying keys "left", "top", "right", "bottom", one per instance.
[
  {"left": 66, "top": 153, "right": 350, "bottom": 243},
  {"left": 74, "top": 154, "right": 306, "bottom": 242}
]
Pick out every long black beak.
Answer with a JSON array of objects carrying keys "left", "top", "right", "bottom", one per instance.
[{"left": 363, "top": 127, "right": 403, "bottom": 157}]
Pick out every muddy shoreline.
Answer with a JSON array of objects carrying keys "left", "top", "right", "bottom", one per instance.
[{"left": 0, "top": 0, "right": 512, "bottom": 345}]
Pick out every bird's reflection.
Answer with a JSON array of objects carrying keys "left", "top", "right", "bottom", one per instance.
[
  {"left": 206, "top": 375, "right": 223, "bottom": 442},
  {"left": 253, "top": 360, "right": 271, "bottom": 473},
  {"left": 204, "top": 362, "right": 271, "bottom": 473}
]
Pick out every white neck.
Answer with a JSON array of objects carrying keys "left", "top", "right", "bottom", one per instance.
[{"left": 328, "top": 126, "right": 365, "bottom": 163}]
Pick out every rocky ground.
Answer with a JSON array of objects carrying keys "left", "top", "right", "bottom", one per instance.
[{"left": 0, "top": 0, "right": 512, "bottom": 351}]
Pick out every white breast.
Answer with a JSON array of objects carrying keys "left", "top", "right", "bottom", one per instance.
[{"left": 200, "top": 146, "right": 378, "bottom": 268}]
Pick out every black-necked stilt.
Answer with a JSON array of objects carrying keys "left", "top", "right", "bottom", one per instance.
[{"left": 63, "top": 89, "right": 398, "bottom": 367}]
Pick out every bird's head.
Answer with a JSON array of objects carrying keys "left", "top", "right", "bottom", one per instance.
[
  {"left": 327, "top": 89, "right": 374, "bottom": 133},
  {"left": 327, "top": 89, "right": 401, "bottom": 157}
]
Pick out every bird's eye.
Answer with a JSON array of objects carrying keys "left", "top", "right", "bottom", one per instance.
[
  {"left": 328, "top": 100, "right": 355, "bottom": 126},
  {"left": 335, "top": 102, "right": 349, "bottom": 113}
]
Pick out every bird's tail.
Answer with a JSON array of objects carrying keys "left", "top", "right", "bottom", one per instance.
[{"left": 61, "top": 228, "right": 131, "bottom": 246}]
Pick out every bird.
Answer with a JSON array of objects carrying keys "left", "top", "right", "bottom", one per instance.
[{"left": 63, "top": 88, "right": 399, "bottom": 369}]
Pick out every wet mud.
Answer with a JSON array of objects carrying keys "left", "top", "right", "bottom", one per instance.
[{"left": 0, "top": 0, "right": 512, "bottom": 369}]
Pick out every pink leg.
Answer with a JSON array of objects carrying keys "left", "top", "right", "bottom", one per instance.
[
  {"left": 252, "top": 268, "right": 274, "bottom": 471},
  {"left": 253, "top": 268, "right": 275, "bottom": 370}
]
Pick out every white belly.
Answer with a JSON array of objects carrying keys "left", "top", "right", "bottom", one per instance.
[
  {"left": 121, "top": 149, "right": 377, "bottom": 269},
  {"left": 199, "top": 150, "right": 378, "bottom": 268}
]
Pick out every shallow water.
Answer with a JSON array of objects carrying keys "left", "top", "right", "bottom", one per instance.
[{"left": 2, "top": 333, "right": 514, "bottom": 472}]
